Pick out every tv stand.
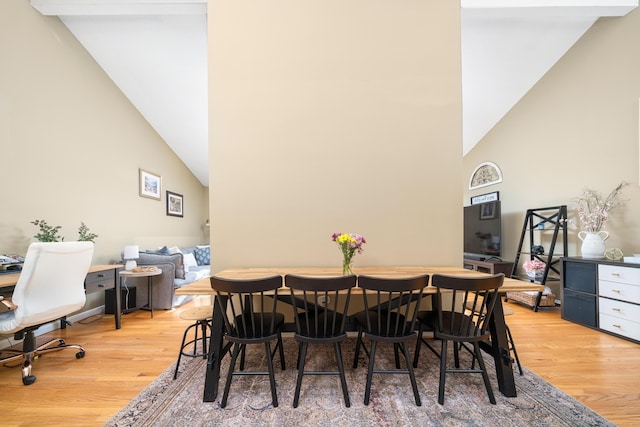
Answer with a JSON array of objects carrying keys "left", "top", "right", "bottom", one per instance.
[{"left": 463, "top": 258, "right": 514, "bottom": 276}]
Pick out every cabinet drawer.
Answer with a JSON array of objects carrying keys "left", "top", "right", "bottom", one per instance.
[
  {"left": 599, "top": 280, "right": 640, "bottom": 304},
  {"left": 599, "top": 312, "right": 640, "bottom": 342},
  {"left": 563, "top": 261, "right": 597, "bottom": 293},
  {"left": 562, "top": 289, "right": 597, "bottom": 327},
  {"left": 598, "top": 264, "right": 640, "bottom": 286},
  {"left": 598, "top": 296, "right": 640, "bottom": 322},
  {"left": 85, "top": 269, "right": 116, "bottom": 294}
]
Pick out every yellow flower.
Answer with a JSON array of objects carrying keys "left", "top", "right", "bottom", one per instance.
[{"left": 336, "top": 233, "right": 355, "bottom": 245}]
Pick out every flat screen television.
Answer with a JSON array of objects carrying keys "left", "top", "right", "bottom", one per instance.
[{"left": 463, "top": 201, "right": 502, "bottom": 261}]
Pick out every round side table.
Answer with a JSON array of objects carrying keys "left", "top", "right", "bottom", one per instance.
[{"left": 119, "top": 267, "right": 163, "bottom": 318}]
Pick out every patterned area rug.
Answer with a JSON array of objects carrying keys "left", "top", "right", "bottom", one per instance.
[{"left": 105, "top": 337, "right": 614, "bottom": 427}]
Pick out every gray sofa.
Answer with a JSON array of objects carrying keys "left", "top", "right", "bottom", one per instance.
[{"left": 120, "top": 246, "right": 210, "bottom": 310}]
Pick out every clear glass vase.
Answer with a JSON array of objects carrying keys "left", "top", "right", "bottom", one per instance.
[{"left": 342, "top": 259, "right": 353, "bottom": 276}]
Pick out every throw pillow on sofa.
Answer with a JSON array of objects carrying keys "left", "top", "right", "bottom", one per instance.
[
  {"left": 183, "top": 252, "right": 198, "bottom": 272},
  {"left": 194, "top": 246, "right": 210, "bottom": 266},
  {"left": 145, "top": 246, "right": 172, "bottom": 255}
]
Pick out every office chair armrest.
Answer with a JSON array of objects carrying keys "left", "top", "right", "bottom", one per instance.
[{"left": 1, "top": 299, "right": 17, "bottom": 312}]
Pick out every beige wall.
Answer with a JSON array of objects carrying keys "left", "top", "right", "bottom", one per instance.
[
  {"left": 0, "top": 1, "right": 208, "bottom": 269},
  {"left": 209, "top": 0, "right": 462, "bottom": 271},
  {"left": 464, "top": 9, "right": 640, "bottom": 296}
]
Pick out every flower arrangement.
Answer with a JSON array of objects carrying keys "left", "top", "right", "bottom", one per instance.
[
  {"left": 573, "top": 182, "right": 628, "bottom": 232},
  {"left": 523, "top": 259, "right": 546, "bottom": 281},
  {"left": 523, "top": 259, "right": 546, "bottom": 273},
  {"left": 331, "top": 232, "right": 366, "bottom": 275}
]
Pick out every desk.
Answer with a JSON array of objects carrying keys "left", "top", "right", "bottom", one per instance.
[
  {"left": 0, "top": 265, "right": 124, "bottom": 329},
  {"left": 176, "top": 266, "right": 544, "bottom": 402}
]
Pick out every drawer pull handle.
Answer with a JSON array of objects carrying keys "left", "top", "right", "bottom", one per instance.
[
  {"left": 98, "top": 274, "right": 105, "bottom": 278},
  {"left": 613, "top": 324, "right": 622, "bottom": 328},
  {"left": 612, "top": 289, "right": 621, "bottom": 293},
  {"left": 612, "top": 308, "right": 621, "bottom": 312},
  {"left": 611, "top": 273, "right": 621, "bottom": 277},
  {"left": 98, "top": 284, "right": 104, "bottom": 288}
]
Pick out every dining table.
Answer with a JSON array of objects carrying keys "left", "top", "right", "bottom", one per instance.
[{"left": 175, "top": 266, "right": 544, "bottom": 403}]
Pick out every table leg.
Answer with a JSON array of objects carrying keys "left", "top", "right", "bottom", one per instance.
[
  {"left": 203, "top": 295, "right": 226, "bottom": 402},
  {"left": 115, "top": 276, "right": 122, "bottom": 329},
  {"left": 487, "top": 295, "right": 517, "bottom": 397},
  {"left": 148, "top": 276, "right": 154, "bottom": 319}
]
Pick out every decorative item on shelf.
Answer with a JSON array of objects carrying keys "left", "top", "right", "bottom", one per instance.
[
  {"left": 578, "top": 231, "right": 609, "bottom": 259},
  {"left": 123, "top": 245, "right": 140, "bottom": 271},
  {"left": 331, "top": 232, "right": 366, "bottom": 276},
  {"left": 604, "top": 247, "right": 624, "bottom": 262},
  {"left": 523, "top": 259, "right": 546, "bottom": 281},
  {"left": 573, "top": 182, "right": 627, "bottom": 259},
  {"left": 531, "top": 245, "right": 545, "bottom": 255},
  {"left": 525, "top": 270, "right": 545, "bottom": 281}
]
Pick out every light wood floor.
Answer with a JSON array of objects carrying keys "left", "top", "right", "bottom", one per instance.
[{"left": 0, "top": 296, "right": 637, "bottom": 427}]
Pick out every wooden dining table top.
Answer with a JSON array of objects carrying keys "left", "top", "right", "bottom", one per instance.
[{"left": 175, "top": 266, "right": 544, "bottom": 295}]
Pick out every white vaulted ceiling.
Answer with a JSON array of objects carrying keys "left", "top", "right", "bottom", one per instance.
[{"left": 31, "top": 0, "right": 638, "bottom": 187}]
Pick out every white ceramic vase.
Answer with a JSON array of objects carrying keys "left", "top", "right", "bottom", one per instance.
[{"left": 578, "top": 231, "right": 609, "bottom": 259}]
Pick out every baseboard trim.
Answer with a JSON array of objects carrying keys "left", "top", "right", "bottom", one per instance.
[{"left": 0, "top": 306, "right": 105, "bottom": 350}]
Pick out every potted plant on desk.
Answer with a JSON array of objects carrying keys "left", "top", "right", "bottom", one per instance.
[{"left": 31, "top": 220, "right": 98, "bottom": 242}]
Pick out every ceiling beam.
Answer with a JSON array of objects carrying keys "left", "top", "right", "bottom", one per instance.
[
  {"left": 462, "top": 0, "right": 637, "bottom": 17},
  {"left": 30, "top": 0, "right": 206, "bottom": 16},
  {"left": 32, "top": 0, "right": 637, "bottom": 17}
]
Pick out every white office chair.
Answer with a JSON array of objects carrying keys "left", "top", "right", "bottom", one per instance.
[{"left": 0, "top": 241, "right": 94, "bottom": 385}]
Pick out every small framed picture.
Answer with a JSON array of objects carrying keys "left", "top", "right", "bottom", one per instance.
[
  {"left": 166, "top": 191, "right": 184, "bottom": 217},
  {"left": 480, "top": 201, "right": 496, "bottom": 220},
  {"left": 139, "top": 169, "right": 161, "bottom": 200}
]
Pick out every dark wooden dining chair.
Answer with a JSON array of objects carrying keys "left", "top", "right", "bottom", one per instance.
[
  {"left": 352, "top": 274, "right": 429, "bottom": 406},
  {"left": 209, "top": 275, "right": 286, "bottom": 408},
  {"left": 414, "top": 273, "right": 504, "bottom": 405},
  {"left": 284, "top": 274, "right": 356, "bottom": 408}
]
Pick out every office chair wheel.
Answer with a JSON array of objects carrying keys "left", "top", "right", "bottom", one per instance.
[
  {"left": 22, "top": 375, "right": 37, "bottom": 386},
  {"left": 76, "top": 351, "right": 85, "bottom": 359}
]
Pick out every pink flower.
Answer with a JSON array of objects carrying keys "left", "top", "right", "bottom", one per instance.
[
  {"left": 523, "top": 259, "right": 546, "bottom": 272},
  {"left": 573, "top": 182, "right": 628, "bottom": 232}
]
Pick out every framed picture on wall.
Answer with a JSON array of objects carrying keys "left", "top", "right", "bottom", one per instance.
[
  {"left": 139, "top": 169, "right": 161, "bottom": 200},
  {"left": 480, "top": 201, "right": 497, "bottom": 220},
  {"left": 166, "top": 191, "right": 183, "bottom": 217}
]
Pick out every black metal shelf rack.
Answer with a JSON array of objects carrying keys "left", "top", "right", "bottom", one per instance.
[{"left": 510, "top": 205, "right": 568, "bottom": 311}]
